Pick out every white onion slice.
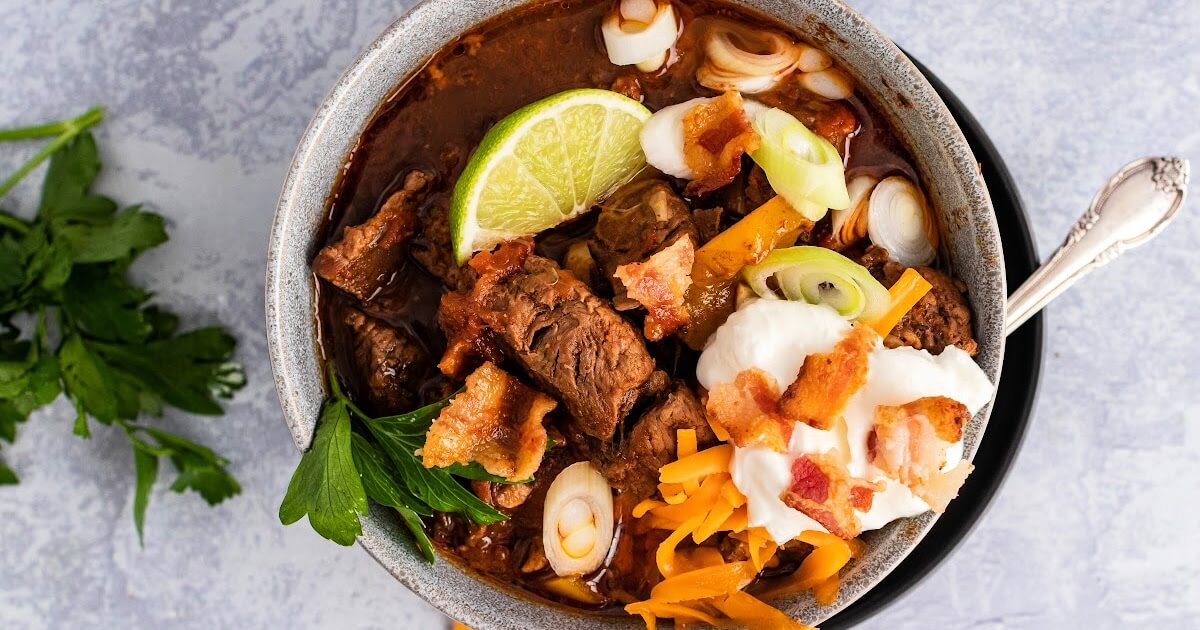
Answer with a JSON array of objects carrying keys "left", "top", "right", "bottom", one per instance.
[
  {"left": 799, "top": 68, "right": 855, "bottom": 100},
  {"left": 829, "top": 174, "right": 879, "bottom": 250},
  {"left": 639, "top": 96, "right": 712, "bottom": 179},
  {"left": 602, "top": 1, "right": 679, "bottom": 68},
  {"left": 867, "top": 176, "right": 937, "bottom": 266},
  {"left": 796, "top": 45, "right": 834, "bottom": 72},
  {"left": 698, "top": 19, "right": 800, "bottom": 94},
  {"left": 542, "top": 462, "right": 615, "bottom": 577},
  {"left": 620, "top": 0, "right": 658, "bottom": 23}
]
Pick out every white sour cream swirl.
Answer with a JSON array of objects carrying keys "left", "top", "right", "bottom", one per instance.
[{"left": 697, "top": 299, "right": 994, "bottom": 543}]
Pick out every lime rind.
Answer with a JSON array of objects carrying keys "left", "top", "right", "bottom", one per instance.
[{"left": 451, "top": 89, "right": 652, "bottom": 263}]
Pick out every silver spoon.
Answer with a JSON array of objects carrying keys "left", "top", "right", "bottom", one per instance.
[{"left": 1006, "top": 156, "right": 1190, "bottom": 335}]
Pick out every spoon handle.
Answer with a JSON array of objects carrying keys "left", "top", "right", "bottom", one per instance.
[{"left": 1006, "top": 157, "right": 1189, "bottom": 336}]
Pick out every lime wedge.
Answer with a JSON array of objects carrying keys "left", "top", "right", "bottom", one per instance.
[{"left": 450, "top": 89, "right": 652, "bottom": 263}]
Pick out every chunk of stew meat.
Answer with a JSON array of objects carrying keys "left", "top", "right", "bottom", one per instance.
[
  {"left": 601, "top": 382, "right": 717, "bottom": 500},
  {"left": 341, "top": 307, "right": 430, "bottom": 413},
  {"left": 589, "top": 179, "right": 698, "bottom": 307},
  {"left": 439, "top": 240, "right": 668, "bottom": 439},
  {"left": 313, "top": 170, "right": 429, "bottom": 300},
  {"left": 858, "top": 246, "right": 978, "bottom": 355}
]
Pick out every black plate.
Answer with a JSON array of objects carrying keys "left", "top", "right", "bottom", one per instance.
[{"left": 824, "top": 55, "right": 1046, "bottom": 628}]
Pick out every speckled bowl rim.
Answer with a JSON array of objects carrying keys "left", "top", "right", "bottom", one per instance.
[{"left": 265, "top": 0, "right": 1006, "bottom": 627}]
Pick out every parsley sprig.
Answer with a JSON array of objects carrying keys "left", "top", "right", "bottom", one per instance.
[
  {"left": 0, "top": 108, "right": 246, "bottom": 541},
  {"left": 279, "top": 363, "right": 506, "bottom": 560}
]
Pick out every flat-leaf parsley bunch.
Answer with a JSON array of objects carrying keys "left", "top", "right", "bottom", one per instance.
[{"left": 0, "top": 107, "right": 246, "bottom": 541}]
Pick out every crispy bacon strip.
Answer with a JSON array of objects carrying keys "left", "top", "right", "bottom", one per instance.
[
  {"left": 778, "top": 324, "right": 875, "bottom": 430},
  {"left": 615, "top": 236, "right": 695, "bottom": 341},
  {"left": 683, "top": 91, "right": 761, "bottom": 195},
  {"left": 868, "top": 395, "right": 973, "bottom": 512},
  {"left": 704, "top": 368, "right": 791, "bottom": 452},
  {"left": 781, "top": 453, "right": 877, "bottom": 539},
  {"left": 420, "top": 361, "right": 555, "bottom": 482}
]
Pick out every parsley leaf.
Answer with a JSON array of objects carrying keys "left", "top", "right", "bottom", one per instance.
[
  {"left": 58, "top": 334, "right": 119, "bottom": 424},
  {"left": 280, "top": 365, "right": 509, "bottom": 559},
  {"left": 279, "top": 397, "right": 367, "bottom": 546},
  {"left": 131, "top": 440, "right": 159, "bottom": 544},
  {"left": 351, "top": 434, "right": 435, "bottom": 562},
  {"left": 137, "top": 426, "right": 241, "bottom": 505},
  {"left": 0, "top": 108, "right": 246, "bottom": 540},
  {"left": 95, "top": 328, "right": 245, "bottom": 415},
  {"left": 0, "top": 456, "right": 16, "bottom": 485},
  {"left": 60, "top": 205, "right": 167, "bottom": 264}
]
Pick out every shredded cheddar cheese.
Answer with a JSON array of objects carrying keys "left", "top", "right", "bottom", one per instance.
[
  {"left": 626, "top": 429, "right": 861, "bottom": 630},
  {"left": 866, "top": 267, "right": 933, "bottom": 336}
]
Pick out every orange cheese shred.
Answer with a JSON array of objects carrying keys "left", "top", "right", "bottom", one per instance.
[
  {"left": 812, "top": 574, "right": 840, "bottom": 606},
  {"left": 650, "top": 561, "right": 758, "bottom": 603},
  {"left": 693, "top": 496, "right": 736, "bottom": 543},
  {"left": 633, "top": 498, "right": 667, "bottom": 518},
  {"left": 796, "top": 529, "right": 847, "bottom": 549},
  {"left": 866, "top": 267, "right": 933, "bottom": 337},
  {"left": 673, "top": 547, "right": 727, "bottom": 574},
  {"left": 720, "top": 478, "right": 747, "bottom": 508},
  {"left": 656, "top": 512, "right": 705, "bottom": 578},
  {"left": 658, "top": 481, "right": 689, "bottom": 504},
  {"left": 713, "top": 591, "right": 818, "bottom": 630},
  {"left": 721, "top": 506, "right": 748, "bottom": 533},
  {"left": 653, "top": 473, "right": 727, "bottom": 523},
  {"left": 659, "top": 444, "right": 734, "bottom": 484},
  {"left": 625, "top": 601, "right": 721, "bottom": 630},
  {"left": 676, "top": 428, "right": 701, "bottom": 494}
]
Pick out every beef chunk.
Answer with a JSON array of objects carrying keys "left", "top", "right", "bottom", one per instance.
[
  {"left": 601, "top": 383, "right": 716, "bottom": 499},
  {"left": 884, "top": 264, "right": 978, "bottom": 356},
  {"left": 343, "top": 307, "right": 428, "bottom": 413},
  {"left": 589, "top": 179, "right": 698, "bottom": 306},
  {"left": 412, "top": 203, "right": 469, "bottom": 289},
  {"left": 314, "top": 170, "right": 428, "bottom": 300},
  {"left": 440, "top": 241, "right": 668, "bottom": 439},
  {"left": 692, "top": 206, "right": 725, "bottom": 244},
  {"left": 744, "top": 164, "right": 775, "bottom": 210},
  {"left": 857, "top": 246, "right": 977, "bottom": 356}
]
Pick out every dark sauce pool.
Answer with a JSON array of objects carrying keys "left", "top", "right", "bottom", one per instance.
[{"left": 316, "top": 0, "right": 926, "bottom": 611}]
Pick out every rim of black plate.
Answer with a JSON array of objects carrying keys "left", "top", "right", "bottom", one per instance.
[{"left": 823, "top": 53, "right": 1047, "bottom": 628}]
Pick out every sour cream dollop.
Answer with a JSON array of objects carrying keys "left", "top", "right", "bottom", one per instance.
[{"left": 696, "top": 299, "right": 994, "bottom": 543}]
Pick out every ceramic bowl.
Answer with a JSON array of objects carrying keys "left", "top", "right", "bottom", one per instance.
[{"left": 265, "top": 0, "right": 1006, "bottom": 626}]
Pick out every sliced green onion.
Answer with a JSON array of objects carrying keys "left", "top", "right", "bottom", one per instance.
[
  {"left": 741, "top": 246, "right": 890, "bottom": 321},
  {"left": 748, "top": 108, "right": 850, "bottom": 219}
]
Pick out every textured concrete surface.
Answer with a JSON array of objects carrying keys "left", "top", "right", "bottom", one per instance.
[{"left": 0, "top": 1, "right": 1196, "bottom": 628}]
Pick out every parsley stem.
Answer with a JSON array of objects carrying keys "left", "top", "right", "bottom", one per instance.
[
  {"left": 0, "top": 213, "right": 29, "bottom": 235},
  {"left": 325, "top": 361, "right": 374, "bottom": 421},
  {"left": 0, "top": 106, "right": 105, "bottom": 142},
  {"left": 0, "top": 106, "right": 105, "bottom": 200}
]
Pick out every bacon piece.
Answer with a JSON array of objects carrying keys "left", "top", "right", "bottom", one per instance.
[
  {"left": 778, "top": 324, "right": 875, "bottom": 430},
  {"left": 420, "top": 361, "right": 556, "bottom": 482},
  {"left": 704, "top": 368, "right": 791, "bottom": 452},
  {"left": 782, "top": 453, "right": 877, "bottom": 539},
  {"left": 683, "top": 91, "right": 761, "bottom": 195},
  {"left": 313, "top": 170, "right": 426, "bottom": 301},
  {"left": 919, "top": 460, "right": 972, "bottom": 512},
  {"left": 869, "top": 395, "right": 973, "bottom": 513},
  {"left": 614, "top": 236, "right": 695, "bottom": 341}
]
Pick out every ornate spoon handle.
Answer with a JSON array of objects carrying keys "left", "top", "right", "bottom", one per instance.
[{"left": 1006, "top": 157, "right": 1189, "bottom": 336}]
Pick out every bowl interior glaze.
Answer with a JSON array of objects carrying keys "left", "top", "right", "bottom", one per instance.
[{"left": 265, "top": 1, "right": 1006, "bottom": 627}]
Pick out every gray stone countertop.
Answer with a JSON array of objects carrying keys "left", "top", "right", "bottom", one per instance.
[{"left": 0, "top": 1, "right": 1196, "bottom": 628}]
